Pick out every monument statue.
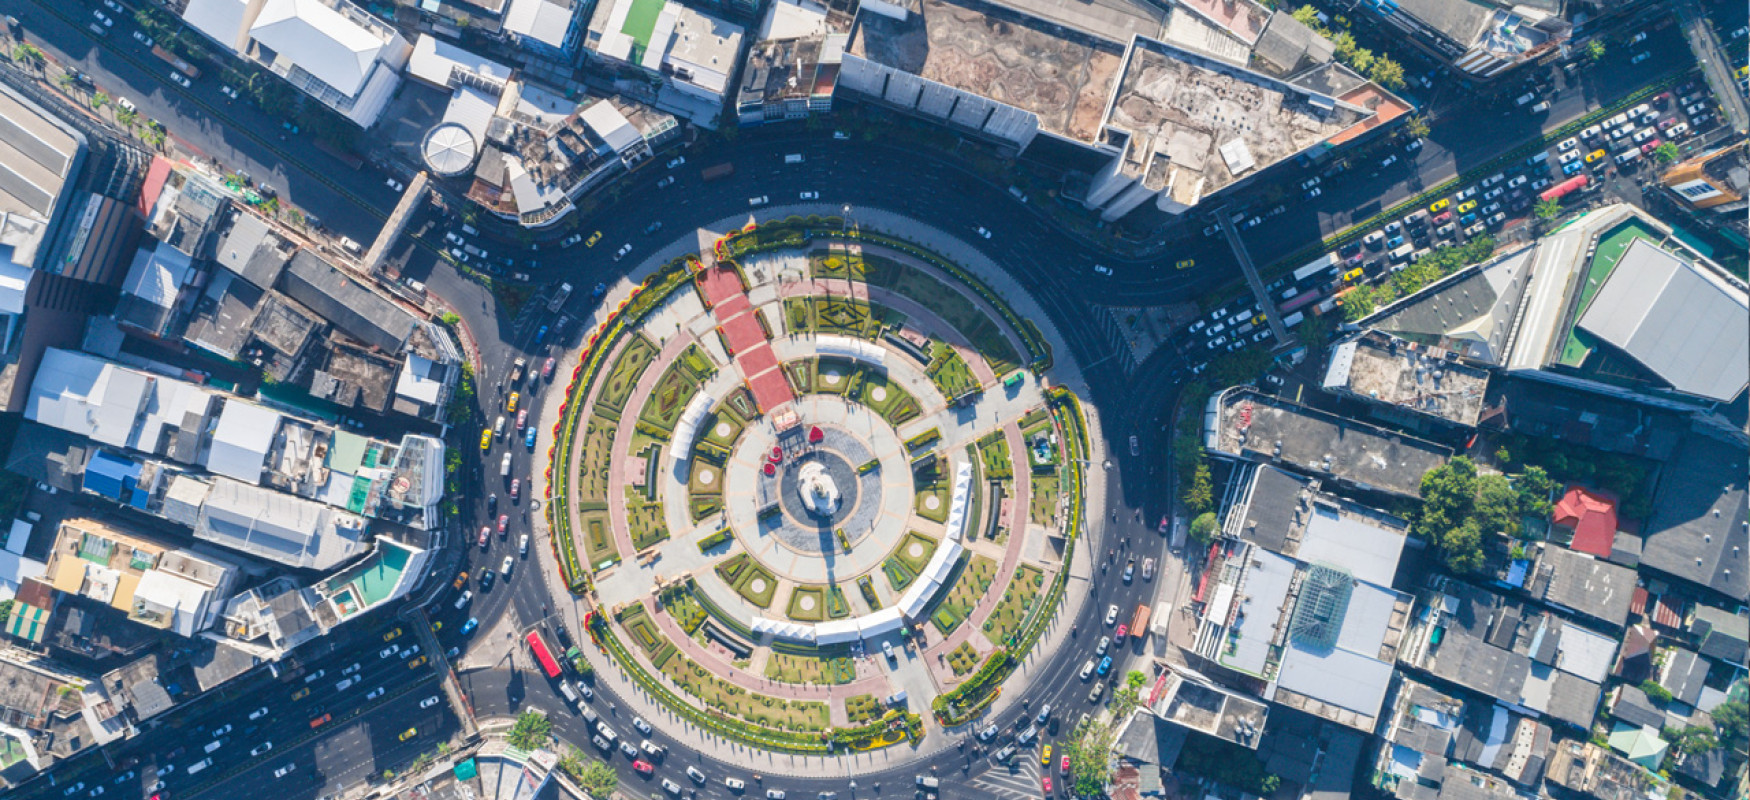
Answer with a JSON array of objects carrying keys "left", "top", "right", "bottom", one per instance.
[{"left": 797, "top": 461, "right": 841, "bottom": 517}]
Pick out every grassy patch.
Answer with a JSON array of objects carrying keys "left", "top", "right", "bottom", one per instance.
[
  {"left": 947, "top": 642, "right": 979, "bottom": 676},
  {"left": 844, "top": 694, "right": 883, "bottom": 725},
  {"left": 716, "top": 553, "right": 779, "bottom": 609},
  {"left": 983, "top": 564, "right": 1044, "bottom": 646},
  {"left": 892, "top": 531, "right": 939, "bottom": 575},
  {"left": 783, "top": 359, "right": 813, "bottom": 394},
  {"left": 856, "top": 575, "right": 881, "bottom": 609},
  {"left": 786, "top": 586, "right": 827, "bottom": 622},
  {"left": 637, "top": 344, "right": 715, "bottom": 435},
  {"left": 660, "top": 586, "right": 709, "bottom": 635},
  {"left": 810, "top": 251, "right": 869, "bottom": 281},
  {"left": 783, "top": 297, "right": 813, "bottom": 334},
  {"left": 688, "top": 458, "right": 724, "bottom": 523},
  {"left": 618, "top": 604, "right": 666, "bottom": 656},
  {"left": 576, "top": 414, "right": 617, "bottom": 504},
  {"left": 700, "top": 406, "right": 747, "bottom": 452},
  {"left": 697, "top": 529, "right": 733, "bottom": 553},
  {"left": 882, "top": 559, "right": 917, "bottom": 593},
  {"left": 826, "top": 585, "right": 851, "bottom": 619},
  {"left": 930, "top": 554, "right": 996, "bottom": 635},
  {"left": 625, "top": 487, "right": 669, "bottom": 550},
  {"left": 598, "top": 334, "right": 658, "bottom": 413},
  {"left": 914, "top": 466, "right": 950, "bottom": 524},
  {"left": 1029, "top": 471, "right": 1061, "bottom": 527},
  {"left": 977, "top": 432, "right": 1013, "bottom": 481},
  {"left": 848, "top": 367, "right": 920, "bottom": 426},
  {"left": 926, "top": 341, "right": 981, "bottom": 400},
  {"left": 859, "top": 253, "right": 1020, "bottom": 374},
  {"left": 657, "top": 651, "right": 830, "bottom": 732},
  {"left": 815, "top": 357, "right": 854, "bottom": 395},
  {"left": 579, "top": 509, "right": 619, "bottom": 570},
  {"left": 765, "top": 653, "right": 856, "bottom": 685},
  {"left": 812, "top": 296, "right": 877, "bottom": 338}
]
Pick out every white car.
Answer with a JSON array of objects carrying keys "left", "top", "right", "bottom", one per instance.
[
  {"left": 249, "top": 707, "right": 269, "bottom": 720},
  {"left": 1096, "top": 636, "right": 1110, "bottom": 655},
  {"left": 1080, "top": 660, "right": 1096, "bottom": 680},
  {"left": 1559, "top": 150, "right": 1580, "bottom": 164},
  {"left": 385, "top": 177, "right": 405, "bottom": 191},
  {"left": 366, "top": 687, "right": 385, "bottom": 700},
  {"left": 421, "top": 696, "right": 442, "bottom": 709},
  {"left": 274, "top": 764, "right": 297, "bottom": 778},
  {"left": 116, "top": 96, "right": 136, "bottom": 112},
  {"left": 501, "top": 555, "right": 514, "bottom": 576},
  {"left": 132, "top": 31, "right": 153, "bottom": 47},
  {"left": 520, "top": 534, "right": 530, "bottom": 555},
  {"left": 613, "top": 243, "right": 632, "bottom": 261},
  {"left": 93, "top": 10, "right": 112, "bottom": 26},
  {"left": 250, "top": 742, "right": 273, "bottom": 756},
  {"left": 1092, "top": 264, "right": 1112, "bottom": 276},
  {"left": 975, "top": 227, "right": 992, "bottom": 239},
  {"left": 667, "top": 156, "right": 685, "bottom": 169},
  {"left": 633, "top": 717, "right": 653, "bottom": 735},
  {"left": 342, "top": 662, "right": 361, "bottom": 675},
  {"left": 748, "top": 196, "right": 768, "bottom": 207},
  {"left": 560, "top": 233, "right": 582, "bottom": 248},
  {"left": 213, "top": 724, "right": 233, "bottom": 736},
  {"left": 1105, "top": 605, "right": 1119, "bottom": 625},
  {"left": 169, "top": 72, "right": 190, "bottom": 88},
  {"left": 335, "top": 678, "right": 356, "bottom": 692},
  {"left": 380, "top": 645, "right": 399, "bottom": 658},
  {"left": 1558, "top": 137, "right": 1578, "bottom": 151},
  {"left": 798, "top": 191, "right": 819, "bottom": 200}
]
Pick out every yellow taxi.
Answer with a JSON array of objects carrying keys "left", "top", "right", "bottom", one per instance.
[
  {"left": 585, "top": 231, "right": 602, "bottom": 247},
  {"left": 400, "top": 728, "right": 418, "bottom": 742},
  {"left": 480, "top": 428, "right": 493, "bottom": 450},
  {"left": 292, "top": 687, "right": 310, "bottom": 701},
  {"left": 1456, "top": 200, "right": 1478, "bottom": 214},
  {"left": 1175, "top": 259, "right": 1195, "bottom": 270},
  {"left": 1042, "top": 744, "right": 1053, "bottom": 765},
  {"left": 1429, "top": 198, "right": 1450, "bottom": 213},
  {"left": 409, "top": 655, "right": 428, "bottom": 669},
  {"left": 507, "top": 392, "right": 520, "bottom": 414},
  {"left": 383, "top": 627, "right": 402, "bottom": 642},
  {"left": 1342, "top": 267, "right": 1364, "bottom": 283},
  {"left": 1585, "top": 149, "right": 1607, "bottom": 163}
]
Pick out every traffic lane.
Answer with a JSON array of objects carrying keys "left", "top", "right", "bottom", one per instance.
[{"left": 17, "top": 0, "right": 397, "bottom": 240}]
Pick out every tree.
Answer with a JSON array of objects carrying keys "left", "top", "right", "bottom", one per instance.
[
  {"left": 1349, "top": 47, "right": 1375, "bottom": 73},
  {"left": 1473, "top": 474, "right": 1522, "bottom": 538},
  {"left": 91, "top": 92, "right": 110, "bottom": 110},
  {"left": 1291, "top": 5, "right": 1320, "bottom": 26},
  {"left": 1418, "top": 458, "right": 1490, "bottom": 572},
  {"left": 55, "top": 72, "right": 75, "bottom": 91},
  {"left": 1443, "top": 519, "right": 1486, "bottom": 573},
  {"left": 116, "top": 107, "right": 138, "bottom": 129},
  {"left": 1663, "top": 725, "right": 1718, "bottom": 756},
  {"left": 1652, "top": 141, "right": 1681, "bottom": 164},
  {"left": 1066, "top": 719, "right": 1117, "bottom": 796},
  {"left": 559, "top": 747, "right": 618, "bottom": 796},
  {"left": 1189, "top": 511, "right": 1220, "bottom": 544},
  {"left": 507, "top": 710, "right": 552, "bottom": 749},
  {"left": 12, "top": 43, "right": 44, "bottom": 69},
  {"left": 1331, "top": 31, "right": 1358, "bottom": 61},
  {"left": 1368, "top": 55, "right": 1406, "bottom": 90},
  {"left": 0, "top": 599, "right": 11, "bottom": 628},
  {"left": 1585, "top": 40, "right": 1606, "bottom": 61},
  {"left": 1405, "top": 115, "right": 1431, "bottom": 140},
  {"left": 1640, "top": 680, "right": 1674, "bottom": 704},
  {"left": 1515, "top": 466, "right": 1554, "bottom": 517},
  {"left": 1535, "top": 197, "right": 1562, "bottom": 220},
  {"left": 1711, "top": 698, "right": 1748, "bottom": 741},
  {"left": 1182, "top": 462, "right": 1214, "bottom": 515}
]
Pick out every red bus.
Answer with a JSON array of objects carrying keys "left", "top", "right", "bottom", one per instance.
[
  {"left": 1539, "top": 175, "right": 1588, "bottom": 203},
  {"left": 1280, "top": 289, "right": 1324, "bottom": 314},
  {"left": 526, "top": 630, "right": 561, "bottom": 678}
]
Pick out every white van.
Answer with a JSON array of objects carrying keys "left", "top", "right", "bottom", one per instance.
[
  {"left": 559, "top": 681, "right": 580, "bottom": 706},
  {"left": 783, "top": 154, "right": 804, "bottom": 164},
  {"left": 187, "top": 759, "right": 213, "bottom": 776},
  {"left": 339, "top": 237, "right": 363, "bottom": 256},
  {"left": 1615, "top": 150, "right": 1642, "bottom": 166},
  {"left": 500, "top": 452, "right": 512, "bottom": 477},
  {"left": 493, "top": 415, "right": 506, "bottom": 439},
  {"left": 204, "top": 740, "right": 224, "bottom": 754}
]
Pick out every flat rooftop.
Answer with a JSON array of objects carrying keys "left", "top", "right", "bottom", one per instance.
[
  {"left": 1106, "top": 38, "right": 1368, "bottom": 204},
  {"left": 1208, "top": 388, "right": 1452, "bottom": 498},
  {"left": 0, "top": 84, "right": 83, "bottom": 269},
  {"left": 846, "top": 0, "right": 1126, "bottom": 142},
  {"left": 1325, "top": 331, "right": 1490, "bottom": 426}
]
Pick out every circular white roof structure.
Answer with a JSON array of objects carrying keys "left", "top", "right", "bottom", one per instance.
[{"left": 421, "top": 122, "right": 478, "bottom": 177}]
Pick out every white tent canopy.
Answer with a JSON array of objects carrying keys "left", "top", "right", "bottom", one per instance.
[
  {"left": 671, "top": 393, "right": 714, "bottom": 464},
  {"left": 817, "top": 335, "right": 887, "bottom": 367},
  {"left": 944, "top": 461, "right": 974, "bottom": 540}
]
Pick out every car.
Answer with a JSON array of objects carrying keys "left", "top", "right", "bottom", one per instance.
[
  {"left": 1042, "top": 745, "right": 1052, "bottom": 765},
  {"left": 1096, "top": 636, "right": 1110, "bottom": 655},
  {"left": 1379, "top": 155, "right": 1397, "bottom": 168},
  {"left": 454, "top": 590, "right": 472, "bottom": 610},
  {"left": 342, "top": 662, "right": 361, "bottom": 675},
  {"left": 1466, "top": 223, "right": 1486, "bottom": 238},
  {"left": 643, "top": 221, "right": 663, "bottom": 236},
  {"left": 1482, "top": 203, "right": 1500, "bottom": 216},
  {"left": 400, "top": 727, "right": 418, "bottom": 742},
  {"left": 1454, "top": 186, "right": 1478, "bottom": 201},
  {"left": 667, "top": 157, "right": 685, "bottom": 169},
  {"left": 1585, "top": 149, "right": 1607, "bottom": 163},
  {"left": 1432, "top": 211, "right": 1455, "bottom": 225},
  {"left": 560, "top": 233, "right": 583, "bottom": 248},
  {"left": 310, "top": 714, "right": 332, "bottom": 728},
  {"left": 1640, "top": 139, "right": 1663, "bottom": 154},
  {"left": 1122, "top": 558, "right": 1135, "bottom": 582},
  {"left": 93, "top": 10, "right": 112, "bottom": 26},
  {"left": 1097, "top": 656, "right": 1113, "bottom": 677},
  {"left": 1482, "top": 173, "right": 1505, "bottom": 187},
  {"left": 1300, "top": 177, "right": 1321, "bottom": 190},
  {"left": 585, "top": 231, "right": 602, "bottom": 247},
  {"left": 1487, "top": 212, "right": 1506, "bottom": 226},
  {"left": 524, "top": 426, "right": 538, "bottom": 449},
  {"left": 250, "top": 742, "right": 273, "bottom": 756},
  {"left": 1114, "top": 624, "right": 1129, "bottom": 642},
  {"left": 502, "top": 555, "right": 515, "bottom": 576},
  {"left": 1206, "top": 335, "right": 1227, "bottom": 349},
  {"left": 1629, "top": 31, "right": 1647, "bottom": 44},
  {"left": 132, "top": 30, "right": 154, "bottom": 47},
  {"left": 479, "top": 569, "right": 495, "bottom": 590},
  {"left": 633, "top": 760, "right": 654, "bottom": 775},
  {"left": 1611, "top": 125, "right": 1635, "bottom": 139},
  {"left": 614, "top": 243, "right": 632, "bottom": 261},
  {"left": 274, "top": 764, "right": 297, "bottom": 778},
  {"left": 1558, "top": 138, "right": 1578, "bottom": 151},
  {"left": 748, "top": 196, "right": 768, "bottom": 207},
  {"left": 480, "top": 428, "right": 493, "bottom": 450},
  {"left": 1428, "top": 198, "right": 1450, "bottom": 213},
  {"left": 366, "top": 687, "right": 385, "bottom": 700},
  {"left": 1507, "top": 175, "right": 1527, "bottom": 188},
  {"left": 520, "top": 534, "right": 530, "bottom": 556},
  {"left": 248, "top": 706, "right": 271, "bottom": 720},
  {"left": 979, "top": 724, "right": 999, "bottom": 741},
  {"left": 510, "top": 479, "right": 521, "bottom": 500},
  {"left": 1061, "top": 754, "right": 1072, "bottom": 775},
  {"left": 1457, "top": 200, "right": 1477, "bottom": 214},
  {"left": 61, "top": 783, "right": 85, "bottom": 796},
  {"left": 1559, "top": 150, "right": 1580, "bottom": 164},
  {"left": 1088, "top": 682, "right": 1105, "bottom": 703},
  {"left": 1514, "top": 92, "right": 1535, "bottom": 106},
  {"left": 1044, "top": 777, "right": 1053, "bottom": 793},
  {"left": 1092, "top": 264, "right": 1112, "bottom": 276},
  {"left": 1306, "top": 186, "right": 1322, "bottom": 198},
  {"left": 687, "top": 767, "right": 708, "bottom": 784},
  {"left": 1080, "top": 659, "right": 1096, "bottom": 680},
  {"left": 1459, "top": 212, "right": 1477, "bottom": 226},
  {"left": 420, "top": 696, "right": 442, "bottom": 710},
  {"left": 1580, "top": 125, "right": 1602, "bottom": 140},
  {"left": 1105, "top": 605, "right": 1118, "bottom": 625},
  {"left": 497, "top": 514, "right": 510, "bottom": 535},
  {"left": 1633, "top": 128, "right": 1656, "bottom": 143},
  {"left": 386, "top": 177, "right": 405, "bottom": 192},
  {"left": 335, "top": 678, "right": 355, "bottom": 691},
  {"left": 1483, "top": 188, "right": 1504, "bottom": 201},
  {"left": 291, "top": 687, "right": 311, "bottom": 700},
  {"left": 1562, "top": 161, "right": 1584, "bottom": 175},
  {"left": 408, "top": 656, "right": 428, "bottom": 669},
  {"left": 1142, "top": 558, "right": 1155, "bottom": 580},
  {"left": 798, "top": 191, "right": 819, "bottom": 200},
  {"left": 1630, "top": 52, "right": 1650, "bottom": 64},
  {"left": 478, "top": 527, "right": 490, "bottom": 548}
]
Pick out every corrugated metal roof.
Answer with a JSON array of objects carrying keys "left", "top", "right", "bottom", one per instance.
[
  {"left": 204, "top": 400, "right": 280, "bottom": 484},
  {"left": 249, "top": 0, "right": 386, "bottom": 97},
  {"left": 1577, "top": 238, "right": 1749, "bottom": 402}
]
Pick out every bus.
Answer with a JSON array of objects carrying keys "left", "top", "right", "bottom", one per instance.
[
  {"left": 1280, "top": 289, "right": 1323, "bottom": 314},
  {"left": 1129, "top": 604, "right": 1151, "bottom": 643},
  {"left": 1538, "top": 175, "right": 1589, "bottom": 203},
  {"left": 1291, "top": 253, "right": 1339, "bottom": 285},
  {"left": 526, "top": 630, "right": 561, "bottom": 678}
]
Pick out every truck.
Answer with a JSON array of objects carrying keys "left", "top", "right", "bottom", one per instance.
[
  {"left": 547, "top": 282, "right": 573, "bottom": 312},
  {"left": 1129, "top": 604, "right": 1151, "bottom": 643},
  {"left": 152, "top": 46, "right": 201, "bottom": 79},
  {"left": 701, "top": 163, "right": 735, "bottom": 181},
  {"left": 509, "top": 357, "right": 527, "bottom": 385}
]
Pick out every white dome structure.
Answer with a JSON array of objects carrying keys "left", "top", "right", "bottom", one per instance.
[{"left": 421, "top": 122, "right": 478, "bottom": 177}]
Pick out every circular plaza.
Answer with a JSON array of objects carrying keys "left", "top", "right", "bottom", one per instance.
[{"left": 543, "top": 213, "right": 1094, "bottom": 757}]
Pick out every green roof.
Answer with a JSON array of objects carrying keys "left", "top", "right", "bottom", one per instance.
[
  {"left": 621, "top": 0, "right": 667, "bottom": 62},
  {"left": 328, "top": 431, "right": 371, "bottom": 474}
]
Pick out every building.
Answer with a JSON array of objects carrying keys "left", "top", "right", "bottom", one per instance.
[
  {"left": 585, "top": 0, "right": 747, "bottom": 125},
  {"left": 1375, "top": 675, "right": 1552, "bottom": 795},
  {"left": 1191, "top": 466, "right": 1413, "bottom": 732},
  {"left": 1205, "top": 387, "right": 1452, "bottom": 499},
  {"left": 1364, "top": 0, "right": 1569, "bottom": 79},
  {"left": 837, "top": 0, "right": 1408, "bottom": 219},
  {"left": 1659, "top": 139, "right": 1746, "bottom": 214},
  {"left": 504, "top": 0, "right": 587, "bottom": 58},
  {"left": 0, "top": 85, "right": 85, "bottom": 279},
  {"left": 1400, "top": 576, "right": 1616, "bottom": 729},
  {"left": 39, "top": 517, "right": 241, "bottom": 638},
  {"left": 1550, "top": 485, "right": 1618, "bottom": 559},
  {"left": 1685, "top": 605, "right": 1748, "bottom": 667},
  {"left": 1637, "top": 428, "right": 1747, "bottom": 603},
  {"left": 1322, "top": 330, "right": 1491, "bottom": 429},
  {"left": 1525, "top": 544, "right": 1634, "bottom": 629},
  {"left": 180, "top": 0, "right": 414, "bottom": 127},
  {"left": 734, "top": 0, "right": 852, "bottom": 125},
  {"left": 1363, "top": 246, "right": 1536, "bottom": 364},
  {"left": 1148, "top": 663, "right": 1270, "bottom": 748},
  {"left": 1546, "top": 736, "right": 1692, "bottom": 800}
]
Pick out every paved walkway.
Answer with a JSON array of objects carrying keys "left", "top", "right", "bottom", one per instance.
[
  {"left": 699, "top": 260, "right": 795, "bottom": 412},
  {"left": 603, "top": 332, "right": 698, "bottom": 566}
]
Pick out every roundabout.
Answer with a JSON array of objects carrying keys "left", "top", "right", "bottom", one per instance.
[{"left": 539, "top": 210, "right": 1099, "bottom": 767}]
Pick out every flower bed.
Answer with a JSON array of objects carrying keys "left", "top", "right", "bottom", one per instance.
[{"left": 697, "top": 529, "right": 733, "bottom": 553}]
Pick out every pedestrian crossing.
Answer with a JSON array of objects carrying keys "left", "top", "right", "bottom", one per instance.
[{"left": 971, "top": 758, "right": 1044, "bottom": 799}]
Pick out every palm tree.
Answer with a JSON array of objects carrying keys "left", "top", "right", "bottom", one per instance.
[{"left": 13, "top": 43, "right": 44, "bottom": 71}]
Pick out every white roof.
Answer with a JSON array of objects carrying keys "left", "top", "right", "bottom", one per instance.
[
  {"left": 122, "top": 244, "right": 194, "bottom": 309},
  {"left": 197, "top": 478, "right": 365, "bottom": 569},
  {"left": 181, "top": 0, "right": 255, "bottom": 52},
  {"left": 0, "top": 258, "right": 32, "bottom": 315},
  {"left": 27, "top": 348, "right": 152, "bottom": 447},
  {"left": 6, "top": 519, "right": 30, "bottom": 555},
  {"left": 442, "top": 84, "right": 498, "bottom": 145},
  {"left": 580, "top": 101, "right": 642, "bottom": 153},
  {"left": 204, "top": 400, "right": 282, "bottom": 484},
  {"left": 0, "top": 549, "right": 47, "bottom": 600},
  {"left": 505, "top": 0, "right": 576, "bottom": 49},
  {"left": 1274, "top": 641, "right": 1395, "bottom": 717},
  {"left": 1553, "top": 621, "right": 1618, "bottom": 683},
  {"left": 395, "top": 354, "right": 446, "bottom": 405},
  {"left": 133, "top": 568, "right": 215, "bottom": 637},
  {"left": 133, "top": 377, "right": 214, "bottom": 456},
  {"left": 759, "top": 0, "right": 830, "bottom": 41},
  {"left": 408, "top": 33, "right": 511, "bottom": 88},
  {"left": 1296, "top": 506, "right": 1405, "bottom": 587},
  {"left": 817, "top": 335, "right": 886, "bottom": 366},
  {"left": 670, "top": 392, "right": 714, "bottom": 465},
  {"left": 1576, "top": 238, "right": 1749, "bottom": 402},
  {"left": 422, "top": 123, "right": 477, "bottom": 177},
  {"left": 249, "top": 0, "right": 387, "bottom": 97},
  {"left": 664, "top": 5, "right": 743, "bottom": 94}
]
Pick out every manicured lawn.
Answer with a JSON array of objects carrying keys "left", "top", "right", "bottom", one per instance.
[
  {"left": 598, "top": 333, "right": 658, "bottom": 413},
  {"left": 926, "top": 341, "right": 980, "bottom": 400},
  {"left": 638, "top": 344, "right": 714, "bottom": 435},
  {"left": 786, "top": 585, "right": 827, "bottom": 621},
  {"left": 859, "top": 253, "right": 1020, "bottom": 375},
  {"left": 892, "top": 531, "right": 939, "bottom": 576},
  {"left": 812, "top": 296, "right": 876, "bottom": 338},
  {"left": 783, "top": 359, "right": 813, "bottom": 394},
  {"left": 1029, "top": 471, "right": 1061, "bottom": 527},
  {"left": 914, "top": 468, "right": 950, "bottom": 524},
  {"left": 618, "top": 603, "right": 666, "bottom": 656},
  {"left": 844, "top": 693, "right": 882, "bottom": 725},
  {"left": 700, "top": 406, "right": 747, "bottom": 452},
  {"left": 977, "top": 432, "right": 1013, "bottom": 481},
  {"left": 815, "top": 358, "right": 854, "bottom": 396},
  {"left": 983, "top": 564, "right": 1044, "bottom": 645},
  {"left": 810, "top": 251, "right": 869, "bottom": 281},
  {"left": 688, "top": 458, "right": 724, "bottom": 523},
  {"left": 882, "top": 559, "right": 917, "bottom": 593},
  {"left": 947, "top": 641, "right": 980, "bottom": 676},
  {"left": 783, "top": 297, "right": 813, "bottom": 335},
  {"left": 849, "top": 368, "right": 920, "bottom": 426},
  {"left": 579, "top": 509, "right": 618, "bottom": 570},
  {"left": 658, "top": 650, "right": 830, "bottom": 732},
  {"left": 930, "top": 554, "right": 996, "bottom": 635},
  {"left": 625, "top": 487, "right": 669, "bottom": 550},
  {"left": 576, "top": 414, "right": 616, "bottom": 504},
  {"left": 661, "top": 586, "right": 709, "bottom": 635},
  {"left": 765, "top": 653, "right": 856, "bottom": 685},
  {"left": 717, "top": 553, "right": 778, "bottom": 609},
  {"left": 826, "top": 584, "right": 851, "bottom": 619}
]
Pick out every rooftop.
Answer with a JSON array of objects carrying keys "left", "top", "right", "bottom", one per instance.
[
  {"left": 1208, "top": 388, "right": 1452, "bottom": 498},
  {"left": 0, "top": 83, "right": 84, "bottom": 270},
  {"left": 1528, "top": 544, "right": 1635, "bottom": 628},
  {"left": 281, "top": 250, "right": 419, "bottom": 353},
  {"left": 195, "top": 477, "right": 367, "bottom": 571},
  {"left": 1150, "top": 665, "right": 1269, "bottom": 747},
  {"left": 1226, "top": 466, "right": 1408, "bottom": 586},
  {"left": 1638, "top": 428, "right": 1748, "bottom": 602},
  {"left": 1323, "top": 331, "right": 1490, "bottom": 426},
  {"left": 248, "top": 0, "right": 399, "bottom": 97},
  {"left": 211, "top": 209, "right": 290, "bottom": 289},
  {"left": 1366, "top": 246, "right": 1535, "bottom": 364},
  {"left": 846, "top": 0, "right": 1126, "bottom": 143}
]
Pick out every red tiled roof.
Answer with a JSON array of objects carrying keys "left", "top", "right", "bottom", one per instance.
[{"left": 1553, "top": 485, "right": 1618, "bottom": 557}]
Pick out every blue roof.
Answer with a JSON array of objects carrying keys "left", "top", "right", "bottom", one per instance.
[{"left": 84, "top": 451, "right": 142, "bottom": 501}]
